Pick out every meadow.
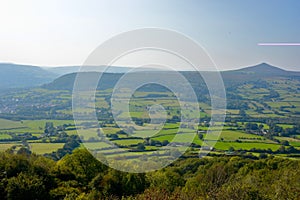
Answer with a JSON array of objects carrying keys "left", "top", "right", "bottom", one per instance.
[{"left": 1, "top": 78, "right": 300, "bottom": 159}]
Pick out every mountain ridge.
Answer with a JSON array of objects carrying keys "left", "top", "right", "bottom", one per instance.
[
  {"left": 222, "top": 63, "right": 300, "bottom": 79},
  {"left": 1, "top": 62, "right": 299, "bottom": 90},
  {"left": 0, "top": 63, "right": 57, "bottom": 90},
  {"left": 42, "top": 63, "right": 300, "bottom": 91}
]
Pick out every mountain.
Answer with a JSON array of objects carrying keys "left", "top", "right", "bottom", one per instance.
[
  {"left": 225, "top": 63, "right": 300, "bottom": 77},
  {"left": 43, "top": 63, "right": 300, "bottom": 91},
  {"left": 220, "top": 63, "right": 300, "bottom": 86},
  {"left": 43, "top": 66, "right": 81, "bottom": 76},
  {"left": 233, "top": 63, "right": 294, "bottom": 76},
  {"left": 43, "top": 66, "right": 133, "bottom": 76},
  {"left": 0, "top": 63, "right": 57, "bottom": 90},
  {"left": 0, "top": 63, "right": 134, "bottom": 90},
  {"left": 2, "top": 62, "right": 299, "bottom": 91},
  {"left": 42, "top": 72, "right": 122, "bottom": 91}
]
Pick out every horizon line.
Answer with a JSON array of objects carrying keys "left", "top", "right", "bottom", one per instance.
[{"left": 0, "top": 61, "right": 299, "bottom": 72}]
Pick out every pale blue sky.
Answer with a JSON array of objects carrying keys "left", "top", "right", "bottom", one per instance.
[{"left": 0, "top": 0, "right": 299, "bottom": 70}]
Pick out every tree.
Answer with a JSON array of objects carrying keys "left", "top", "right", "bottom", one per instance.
[
  {"left": 245, "top": 123, "right": 258, "bottom": 131},
  {"left": 162, "top": 140, "right": 169, "bottom": 146},
  {"left": 54, "top": 149, "right": 108, "bottom": 186},
  {"left": 228, "top": 147, "right": 235, "bottom": 152},
  {"left": 137, "top": 143, "right": 145, "bottom": 151},
  {"left": 239, "top": 109, "right": 247, "bottom": 118},
  {"left": 63, "top": 136, "right": 80, "bottom": 151},
  {"left": 278, "top": 145, "right": 286, "bottom": 153},
  {"left": 259, "top": 153, "right": 268, "bottom": 159},
  {"left": 44, "top": 122, "right": 55, "bottom": 136},
  {"left": 198, "top": 133, "right": 204, "bottom": 140},
  {"left": 280, "top": 140, "right": 290, "bottom": 146},
  {"left": 7, "top": 172, "right": 48, "bottom": 200},
  {"left": 147, "top": 170, "right": 184, "bottom": 192},
  {"left": 17, "top": 147, "right": 31, "bottom": 155},
  {"left": 108, "top": 134, "right": 119, "bottom": 140}
]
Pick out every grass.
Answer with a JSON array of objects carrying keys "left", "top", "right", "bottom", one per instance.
[
  {"left": 102, "top": 127, "right": 121, "bottom": 134},
  {"left": 95, "top": 98, "right": 109, "bottom": 108},
  {"left": 152, "top": 134, "right": 176, "bottom": 142},
  {"left": 83, "top": 142, "right": 112, "bottom": 150},
  {"left": 77, "top": 129, "right": 98, "bottom": 140},
  {"left": 0, "top": 133, "right": 12, "bottom": 140},
  {"left": 277, "top": 124, "right": 294, "bottom": 129},
  {"left": 29, "top": 143, "right": 64, "bottom": 154},
  {"left": 267, "top": 101, "right": 291, "bottom": 108},
  {"left": 65, "top": 129, "right": 78, "bottom": 135},
  {"left": 274, "top": 136, "right": 300, "bottom": 142},
  {"left": 153, "top": 132, "right": 196, "bottom": 144},
  {"left": 2, "top": 87, "right": 300, "bottom": 157},
  {"left": 23, "top": 120, "right": 74, "bottom": 129},
  {"left": 236, "top": 122, "right": 270, "bottom": 129},
  {"left": 0, "top": 143, "right": 18, "bottom": 151},
  {"left": 210, "top": 141, "right": 280, "bottom": 151},
  {"left": 0, "top": 118, "right": 26, "bottom": 130},
  {"left": 1, "top": 119, "right": 75, "bottom": 134},
  {"left": 113, "top": 139, "right": 144, "bottom": 146},
  {"left": 106, "top": 151, "right": 156, "bottom": 158},
  {"left": 226, "top": 109, "right": 240, "bottom": 115},
  {"left": 289, "top": 142, "right": 300, "bottom": 147},
  {"left": 272, "top": 137, "right": 300, "bottom": 148},
  {"left": 219, "top": 130, "right": 264, "bottom": 141},
  {"left": 134, "top": 130, "right": 161, "bottom": 138}
]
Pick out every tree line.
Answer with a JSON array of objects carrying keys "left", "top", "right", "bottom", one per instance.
[{"left": 0, "top": 148, "right": 300, "bottom": 199}]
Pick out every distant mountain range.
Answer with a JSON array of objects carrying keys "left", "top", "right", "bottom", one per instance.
[
  {"left": 0, "top": 62, "right": 299, "bottom": 90},
  {"left": 0, "top": 64, "right": 134, "bottom": 90},
  {"left": 43, "top": 63, "right": 300, "bottom": 91},
  {"left": 43, "top": 66, "right": 81, "bottom": 76},
  {"left": 227, "top": 63, "right": 298, "bottom": 76},
  {"left": 0, "top": 63, "right": 57, "bottom": 90},
  {"left": 42, "top": 66, "right": 133, "bottom": 76}
]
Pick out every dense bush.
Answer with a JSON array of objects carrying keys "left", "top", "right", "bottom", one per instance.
[{"left": 0, "top": 149, "right": 300, "bottom": 199}]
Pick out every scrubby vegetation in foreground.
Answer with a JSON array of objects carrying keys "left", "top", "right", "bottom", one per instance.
[{"left": 0, "top": 148, "right": 299, "bottom": 200}]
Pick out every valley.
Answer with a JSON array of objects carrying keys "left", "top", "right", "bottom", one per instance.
[{"left": 0, "top": 63, "right": 300, "bottom": 161}]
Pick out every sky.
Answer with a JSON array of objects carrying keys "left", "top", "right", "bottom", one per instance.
[{"left": 0, "top": 0, "right": 299, "bottom": 70}]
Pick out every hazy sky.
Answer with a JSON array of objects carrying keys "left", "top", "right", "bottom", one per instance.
[{"left": 0, "top": 0, "right": 299, "bottom": 70}]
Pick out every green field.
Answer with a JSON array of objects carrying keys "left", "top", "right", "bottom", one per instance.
[
  {"left": 81, "top": 142, "right": 112, "bottom": 150},
  {"left": 0, "top": 119, "right": 75, "bottom": 134},
  {"left": 0, "top": 143, "right": 18, "bottom": 151},
  {"left": 0, "top": 80, "right": 300, "bottom": 158},
  {"left": 211, "top": 141, "right": 280, "bottom": 151},
  {"left": 219, "top": 130, "right": 264, "bottom": 141},
  {"left": 113, "top": 139, "right": 145, "bottom": 146},
  {"left": 277, "top": 124, "right": 294, "bottom": 129},
  {"left": 289, "top": 141, "right": 300, "bottom": 147},
  {"left": 29, "top": 143, "right": 64, "bottom": 154},
  {"left": 0, "top": 133, "right": 12, "bottom": 140},
  {"left": 0, "top": 119, "right": 26, "bottom": 130}
]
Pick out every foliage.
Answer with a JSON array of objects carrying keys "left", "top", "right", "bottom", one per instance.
[{"left": 0, "top": 149, "right": 300, "bottom": 199}]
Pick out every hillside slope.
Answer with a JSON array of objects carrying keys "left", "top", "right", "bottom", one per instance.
[
  {"left": 0, "top": 63, "right": 57, "bottom": 89},
  {"left": 43, "top": 63, "right": 300, "bottom": 91}
]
